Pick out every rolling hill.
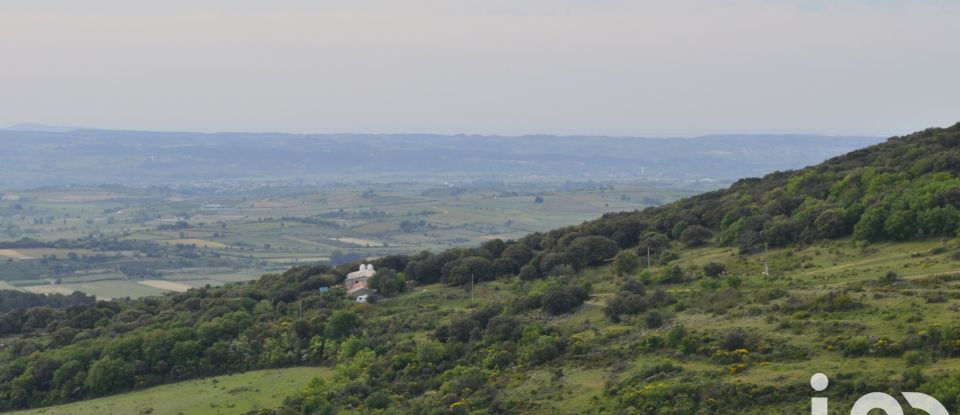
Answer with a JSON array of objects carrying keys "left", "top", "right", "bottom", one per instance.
[{"left": 1, "top": 123, "right": 960, "bottom": 414}]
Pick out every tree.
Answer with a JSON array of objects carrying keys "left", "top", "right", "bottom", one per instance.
[
  {"left": 170, "top": 340, "right": 202, "bottom": 374},
  {"left": 884, "top": 210, "right": 915, "bottom": 240},
  {"left": 814, "top": 209, "right": 845, "bottom": 239},
  {"left": 369, "top": 269, "right": 405, "bottom": 297},
  {"left": 761, "top": 217, "right": 797, "bottom": 247},
  {"left": 564, "top": 235, "right": 618, "bottom": 269},
  {"left": 446, "top": 256, "right": 494, "bottom": 286},
  {"left": 854, "top": 207, "right": 887, "bottom": 241},
  {"left": 645, "top": 311, "right": 664, "bottom": 329},
  {"left": 86, "top": 356, "right": 134, "bottom": 395},
  {"left": 659, "top": 265, "right": 685, "bottom": 284},
  {"left": 541, "top": 286, "right": 589, "bottom": 315},
  {"left": 612, "top": 251, "right": 640, "bottom": 277},
  {"left": 479, "top": 239, "right": 507, "bottom": 258},
  {"left": 679, "top": 225, "right": 713, "bottom": 247},
  {"left": 500, "top": 243, "right": 534, "bottom": 265},
  {"left": 671, "top": 221, "right": 689, "bottom": 239},
  {"left": 518, "top": 265, "right": 540, "bottom": 281},
  {"left": 325, "top": 310, "right": 359, "bottom": 340},
  {"left": 492, "top": 258, "right": 520, "bottom": 277},
  {"left": 538, "top": 253, "right": 571, "bottom": 275},
  {"left": 703, "top": 262, "right": 726, "bottom": 277},
  {"left": 637, "top": 232, "right": 670, "bottom": 257}
]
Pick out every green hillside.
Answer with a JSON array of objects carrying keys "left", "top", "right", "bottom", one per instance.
[
  {"left": 8, "top": 367, "right": 330, "bottom": 415},
  {"left": 3, "top": 123, "right": 960, "bottom": 414}
]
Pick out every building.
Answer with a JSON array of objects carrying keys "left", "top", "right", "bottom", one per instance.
[
  {"left": 345, "top": 264, "right": 375, "bottom": 298},
  {"left": 356, "top": 294, "right": 369, "bottom": 304}
]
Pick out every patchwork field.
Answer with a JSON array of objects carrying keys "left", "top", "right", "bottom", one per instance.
[
  {"left": 138, "top": 279, "right": 192, "bottom": 292},
  {"left": 0, "top": 184, "right": 695, "bottom": 299},
  {"left": 157, "top": 239, "right": 232, "bottom": 249},
  {"left": 0, "top": 250, "right": 30, "bottom": 260}
]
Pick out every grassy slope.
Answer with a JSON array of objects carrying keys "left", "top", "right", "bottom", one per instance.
[
  {"left": 6, "top": 367, "right": 331, "bottom": 415},
  {"left": 373, "top": 238, "right": 960, "bottom": 413},
  {"left": 19, "top": 238, "right": 960, "bottom": 414}
]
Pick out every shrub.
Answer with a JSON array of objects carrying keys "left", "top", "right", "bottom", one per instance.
[
  {"left": 541, "top": 286, "right": 589, "bottom": 315},
  {"left": 645, "top": 311, "right": 664, "bottom": 329},
  {"left": 613, "top": 251, "right": 640, "bottom": 276},
  {"left": 680, "top": 225, "right": 713, "bottom": 247},
  {"left": 703, "top": 262, "right": 726, "bottom": 277}
]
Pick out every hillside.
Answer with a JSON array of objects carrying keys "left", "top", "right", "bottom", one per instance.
[
  {"left": 1, "top": 123, "right": 960, "bottom": 414},
  {"left": 6, "top": 367, "right": 330, "bottom": 415}
]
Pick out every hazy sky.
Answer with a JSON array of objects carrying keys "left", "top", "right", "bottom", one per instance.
[{"left": 1, "top": 0, "right": 957, "bottom": 136}]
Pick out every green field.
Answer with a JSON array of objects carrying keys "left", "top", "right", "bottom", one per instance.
[
  {"left": 7, "top": 367, "right": 331, "bottom": 415},
  {"left": 0, "top": 184, "right": 694, "bottom": 299}
]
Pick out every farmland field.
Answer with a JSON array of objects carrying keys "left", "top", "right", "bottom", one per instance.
[{"left": 0, "top": 183, "right": 696, "bottom": 299}]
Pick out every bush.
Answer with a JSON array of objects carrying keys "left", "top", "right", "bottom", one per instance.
[
  {"left": 843, "top": 337, "right": 870, "bottom": 357},
  {"left": 880, "top": 271, "right": 899, "bottom": 284},
  {"left": 720, "top": 330, "right": 747, "bottom": 351},
  {"left": 541, "top": 286, "right": 589, "bottom": 315},
  {"left": 86, "top": 356, "right": 134, "bottom": 395},
  {"left": 703, "top": 262, "right": 726, "bottom": 277},
  {"left": 680, "top": 225, "right": 713, "bottom": 247},
  {"left": 658, "top": 265, "right": 685, "bottom": 284},
  {"left": 446, "top": 256, "right": 495, "bottom": 285},
  {"left": 565, "top": 236, "right": 618, "bottom": 269},
  {"left": 621, "top": 279, "right": 646, "bottom": 295},
  {"left": 613, "top": 251, "right": 640, "bottom": 276},
  {"left": 518, "top": 264, "right": 540, "bottom": 281},
  {"left": 659, "top": 250, "right": 680, "bottom": 264},
  {"left": 645, "top": 311, "right": 664, "bottom": 329}
]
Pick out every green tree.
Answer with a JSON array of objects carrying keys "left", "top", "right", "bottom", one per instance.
[
  {"left": 884, "top": 210, "right": 915, "bottom": 240},
  {"left": 679, "top": 225, "right": 713, "bottom": 247},
  {"left": 368, "top": 268, "right": 406, "bottom": 297},
  {"left": 637, "top": 232, "right": 670, "bottom": 257},
  {"left": 703, "top": 262, "right": 726, "bottom": 277},
  {"left": 564, "top": 235, "right": 618, "bottom": 269},
  {"left": 541, "top": 286, "right": 589, "bottom": 315},
  {"left": 325, "top": 310, "right": 359, "bottom": 340},
  {"left": 814, "top": 209, "right": 845, "bottom": 239},
  {"left": 854, "top": 207, "right": 887, "bottom": 241},
  {"left": 518, "top": 264, "right": 540, "bottom": 281},
  {"left": 500, "top": 243, "right": 534, "bottom": 265},
  {"left": 612, "top": 251, "right": 640, "bottom": 276},
  {"left": 447, "top": 256, "right": 494, "bottom": 286},
  {"left": 86, "top": 356, "right": 133, "bottom": 395},
  {"left": 671, "top": 221, "right": 689, "bottom": 239}
]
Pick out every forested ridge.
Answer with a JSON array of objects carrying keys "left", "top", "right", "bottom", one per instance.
[{"left": 2, "top": 123, "right": 960, "bottom": 414}]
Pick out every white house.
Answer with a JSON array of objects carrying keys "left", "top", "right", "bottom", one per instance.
[
  {"left": 346, "top": 264, "right": 376, "bottom": 280},
  {"left": 345, "top": 264, "right": 375, "bottom": 298}
]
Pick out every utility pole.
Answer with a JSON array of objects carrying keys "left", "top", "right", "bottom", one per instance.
[
  {"left": 646, "top": 246, "right": 651, "bottom": 268},
  {"left": 471, "top": 272, "right": 475, "bottom": 301},
  {"left": 763, "top": 242, "right": 769, "bottom": 276}
]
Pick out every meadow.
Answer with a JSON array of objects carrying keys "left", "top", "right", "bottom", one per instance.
[{"left": 7, "top": 367, "right": 331, "bottom": 415}]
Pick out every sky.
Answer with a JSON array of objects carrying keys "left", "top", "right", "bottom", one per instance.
[{"left": 0, "top": 0, "right": 958, "bottom": 136}]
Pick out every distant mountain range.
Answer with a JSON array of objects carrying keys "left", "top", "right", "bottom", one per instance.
[
  {"left": 0, "top": 128, "right": 883, "bottom": 190},
  {"left": 3, "top": 122, "right": 87, "bottom": 133}
]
